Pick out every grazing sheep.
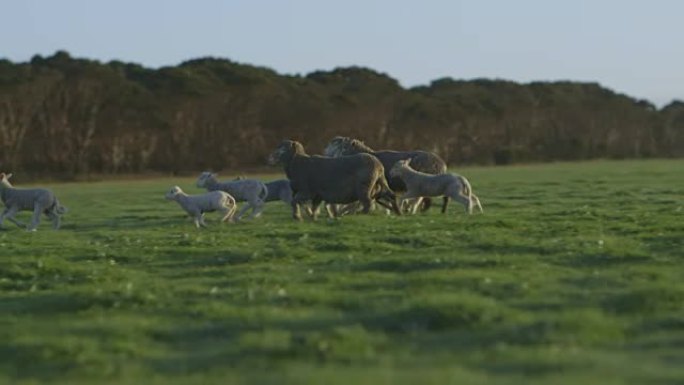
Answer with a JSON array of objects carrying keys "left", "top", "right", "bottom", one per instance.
[
  {"left": 164, "top": 186, "right": 236, "bottom": 228},
  {"left": 268, "top": 139, "right": 401, "bottom": 220},
  {"left": 323, "top": 136, "right": 448, "bottom": 212},
  {"left": 390, "top": 159, "right": 483, "bottom": 214},
  {"left": 0, "top": 173, "right": 67, "bottom": 231},
  {"left": 196, "top": 172, "right": 268, "bottom": 220}
]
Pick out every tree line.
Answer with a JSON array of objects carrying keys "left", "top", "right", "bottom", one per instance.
[{"left": 1, "top": 51, "right": 682, "bottom": 177}]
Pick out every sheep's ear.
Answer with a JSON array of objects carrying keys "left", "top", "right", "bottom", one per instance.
[
  {"left": 405, "top": 158, "right": 412, "bottom": 166},
  {"left": 5, "top": 173, "right": 12, "bottom": 179}
]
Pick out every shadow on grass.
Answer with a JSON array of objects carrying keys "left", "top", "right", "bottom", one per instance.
[
  {"left": 554, "top": 253, "right": 653, "bottom": 268},
  {"left": 351, "top": 256, "right": 513, "bottom": 274},
  {"left": 138, "top": 293, "right": 525, "bottom": 375},
  {"left": 0, "top": 293, "right": 90, "bottom": 315},
  {"left": 602, "top": 286, "right": 684, "bottom": 314},
  {"left": 641, "top": 234, "right": 684, "bottom": 259},
  {"left": 0, "top": 343, "right": 85, "bottom": 381}
]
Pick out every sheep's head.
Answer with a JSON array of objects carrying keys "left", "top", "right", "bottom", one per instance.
[
  {"left": 196, "top": 172, "right": 216, "bottom": 188},
  {"left": 268, "top": 140, "right": 305, "bottom": 166},
  {"left": 390, "top": 159, "right": 411, "bottom": 177},
  {"left": 323, "top": 136, "right": 347, "bottom": 157},
  {"left": 349, "top": 139, "right": 372, "bottom": 152},
  {"left": 165, "top": 185, "right": 183, "bottom": 200},
  {"left": 0, "top": 172, "right": 13, "bottom": 188},
  {"left": 323, "top": 136, "right": 373, "bottom": 157}
]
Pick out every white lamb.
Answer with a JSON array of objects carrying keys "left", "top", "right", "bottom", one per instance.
[
  {"left": 165, "top": 186, "right": 237, "bottom": 228},
  {"left": 196, "top": 172, "right": 267, "bottom": 220},
  {"left": 0, "top": 172, "right": 67, "bottom": 231},
  {"left": 390, "top": 159, "right": 483, "bottom": 214}
]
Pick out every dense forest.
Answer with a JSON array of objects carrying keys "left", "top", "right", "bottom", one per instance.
[{"left": 1, "top": 51, "right": 682, "bottom": 176}]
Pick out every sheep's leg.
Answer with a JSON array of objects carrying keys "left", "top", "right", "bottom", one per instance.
[
  {"left": 47, "top": 210, "right": 61, "bottom": 230},
  {"left": 305, "top": 205, "right": 314, "bottom": 217},
  {"left": 8, "top": 217, "right": 25, "bottom": 227},
  {"left": 292, "top": 202, "right": 303, "bottom": 221},
  {"left": 27, "top": 206, "right": 42, "bottom": 231},
  {"left": 326, "top": 204, "right": 337, "bottom": 219},
  {"left": 441, "top": 196, "right": 450, "bottom": 214},
  {"left": 250, "top": 199, "right": 265, "bottom": 219},
  {"left": 452, "top": 193, "right": 473, "bottom": 214},
  {"left": 410, "top": 199, "right": 421, "bottom": 215},
  {"left": 337, "top": 204, "right": 350, "bottom": 216},
  {"left": 397, "top": 197, "right": 419, "bottom": 214},
  {"left": 189, "top": 209, "right": 203, "bottom": 228},
  {"left": 0, "top": 206, "right": 22, "bottom": 229},
  {"left": 407, "top": 197, "right": 424, "bottom": 214},
  {"left": 361, "top": 200, "right": 372, "bottom": 214},
  {"left": 398, "top": 192, "right": 420, "bottom": 215},
  {"left": 401, "top": 198, "right": 413, "bottom": 213},
  {"left": 291, "top": 197, "right": 303, "bottom": 221},
  {"left": 200, "top": 214, "right": 209, "bottom": 227},
  {"left": 375, "top": 194, "right": 401, "bottom": 216},
  {"left": 257, "top": 200, "right": 266, "bottom": 217},
  {"left": 472, "top": 194, "right": 483, "bottom": 213},
  {"left": 420, "top": 197, "right": 433, "bottom": 213},
  {"left": 359, "top": 192, "right": 373, "bottom": 214},
  {"left": 310, "top": 197, "right": 323, "bottom": 221},
  {"left": 236, "top": 203, "right": 252, "bottom": 220},
  {"left": 292, "top": 191, "right": 313, "bottom": 221},
  {"left": 375, "top": 199, "right": 392, "bottom": 211},
  {"left": 337, "top": 203, "right": 356, "bottom": 216},
  {"left": 7, "top": 217, "right": 26, "bottom": 228},
  {"left": 247, "top": 200, "right": 257, "bottom": 219},
  {"left": 220, "top": 205, "right": 236, "bottom": 223},
  {"left": 403, "top": 196, "right": 422, "bottom": 215},
  {"left": 387, "top": 192, "right": 402, "bottom": 216},
  {"left": 230, "top": 204, "right": 238, "bottom": 221}
]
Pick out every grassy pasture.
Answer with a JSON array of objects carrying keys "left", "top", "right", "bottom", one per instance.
[{"left": 1, "top": 160, "right": 683, "bottom": 385}]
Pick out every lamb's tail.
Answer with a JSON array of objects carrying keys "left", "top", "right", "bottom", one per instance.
[
  {"left": 259, "top": 183, "right": 269, "bottom": 202},
  {"left": 459, "top": 176, "right": 472, "bottom": 200}
]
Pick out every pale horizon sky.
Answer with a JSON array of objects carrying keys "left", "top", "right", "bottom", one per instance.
[{"left": 2, "top": 0, "right": 682, "bottom": 106}]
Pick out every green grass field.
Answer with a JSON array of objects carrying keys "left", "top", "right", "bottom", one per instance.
[{"left": 1, "top": 160, "right": 683, "bottom": 385}]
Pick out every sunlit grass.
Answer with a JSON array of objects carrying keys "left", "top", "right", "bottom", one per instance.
[{"left": 1, "top": 159, "right": 683, "bottom": 384}]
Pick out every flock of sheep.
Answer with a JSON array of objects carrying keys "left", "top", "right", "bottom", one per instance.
[{"left": 0, "top": 136, "right": 482, "bottom": 231}]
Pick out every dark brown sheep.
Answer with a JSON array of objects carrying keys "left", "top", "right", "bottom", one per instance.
[
  {"left": 323, "top": 136, "right": 448, "bottom": 212},
  {"left": 268, "top": 140, "right": 400, "bottom": 220}
]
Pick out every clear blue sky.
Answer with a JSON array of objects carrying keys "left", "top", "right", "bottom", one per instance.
[{"left": 2, "top": 0, "right": 682, "bottom": 106}]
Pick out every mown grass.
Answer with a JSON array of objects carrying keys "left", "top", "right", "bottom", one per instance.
[{"left": 1, "top": 159, "right": 683, "bottom": 385}]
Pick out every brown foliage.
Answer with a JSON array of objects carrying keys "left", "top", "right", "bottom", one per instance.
[{"left": 0, "top": 52, "right": 680, "bottom": 176}]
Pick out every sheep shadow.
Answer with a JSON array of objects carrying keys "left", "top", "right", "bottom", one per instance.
[
  {"left": 0, "top": 293, "right": 90, "bottom": 316},
  {"left": 552, "top": 253, "right": 653, "bottom": 268}
]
